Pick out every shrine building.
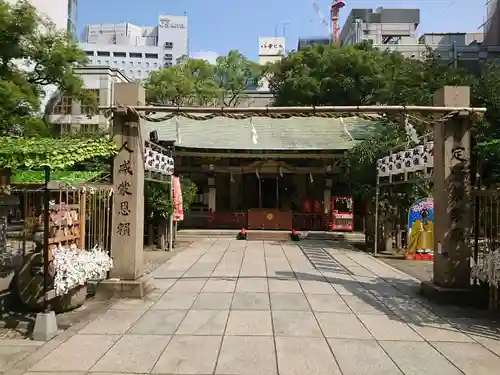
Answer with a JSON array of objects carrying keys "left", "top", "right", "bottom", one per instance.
[{"left": 142, "top": 114, "right": 377, "bottom": 231}]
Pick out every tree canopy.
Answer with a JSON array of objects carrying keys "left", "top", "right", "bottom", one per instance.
[
  {"left": 143, "top": 50, "right": 263, "bottom": 107},
  {"left": 268, "top": 43, "right": 500, "bottom": 227},
  {"left": 0, "top": 0, "right": 95, "bottom": 136}
]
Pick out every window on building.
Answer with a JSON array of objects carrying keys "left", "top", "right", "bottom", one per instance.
[
  {"left": 85, "top": 51, "right": 94, "bottom": 56},
  {"left": 145, "top": 62, "right": 150, "bottom": 67},
  {"left": 53, "top": 97, "right": 73, "bottom": 115},
  {"left": 97, "top": 51, "right": 110, "bottom": 56},
  {"left": 96, "top": 60, "right": 101, "bottom": 64},
  {"left": 129, "top": 61, "right": 134, "bottom": 66},
  {"left": 129, "top": 52, "right": 143, "bottom": 58},
  {"left": 164, "top": 62, "right": 172, "bottom": 67},
  {"left": 164, "top": 53, "right": 173, "bottom": 60},
  {"left": 113, "top": 52, "right": 126, "bottom": 57},
  {"left": 80, "top": 124, "right": 99, "bottom": 133},
  {"left": 153, "top": 62, "right": 158, "bottom": 67},
  {"left": 145, "top": 53, "right": 159, "bottom": 59},
  {"left": 81, "top": 89, "right": 100, "bottom": 114},
  {"left": 164, "top": 42, "right": 173, "bottom": 49},
  {"left": 59, "top": 124, "right": 72, "bottom": 135},
  {"left": 129, "top": 70, "right": 134, "bottom": 76}
]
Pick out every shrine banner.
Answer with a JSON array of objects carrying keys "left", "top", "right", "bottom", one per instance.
[
  {"left": 407, "top": 198, "right": 434, "bottom": 253},
  {"left": 173, "top": 176, "right": 183, "bottom": 221}
]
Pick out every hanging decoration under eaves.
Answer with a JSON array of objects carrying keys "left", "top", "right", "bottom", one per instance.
[
  {"left": 144, "top": 146, "right": 174, "bottom": 176},
  {"left": 377, "top": 141, "right": 434, "bottom": 177}
]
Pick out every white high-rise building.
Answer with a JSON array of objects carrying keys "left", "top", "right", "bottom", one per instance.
[
  {"left": 6, "top": 0, "right": 77, "bottom": 36},
  {"left": 5, "top": 0, "right": 78, "bottom": 112},
  {"left": 257, "top": 36, "right": 285, "bottom": 91},
  {"left": 80, "top": 15, "right": 188, "bottom": 81}
]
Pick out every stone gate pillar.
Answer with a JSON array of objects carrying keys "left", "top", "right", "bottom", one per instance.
[
  {"left": 97, "top": 82, "right": 151, "bottom": 299},
  {"left": 431, "top": 86, "right": 472, "bottom": 289}
]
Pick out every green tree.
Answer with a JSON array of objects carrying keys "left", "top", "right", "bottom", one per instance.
[
  {"left": 214, "top": 50, "right": 263, "bottom": 107},
  {"left": 143, "top": 57, "right": 221, "bottom": 105},
  {"left": 0, "top": 0, "right": 95, "bottom": 136},
  {"left": 143, "top": 50, "right": 263, "bottom": 107}
]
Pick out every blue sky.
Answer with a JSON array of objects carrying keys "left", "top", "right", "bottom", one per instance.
[{"left": 77, "top": 0, "right": 486, "bottom": 61}]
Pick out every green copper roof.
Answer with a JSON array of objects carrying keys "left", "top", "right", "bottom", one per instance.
[{"left": 141, "top": 116, "right": 378, "bottom": 151}]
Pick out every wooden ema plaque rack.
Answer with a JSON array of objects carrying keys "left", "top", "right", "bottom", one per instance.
[{"left": 46, "top": 203, "right": 84, "bottom": 260}]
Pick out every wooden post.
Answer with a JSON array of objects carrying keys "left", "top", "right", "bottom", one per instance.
[
  {"left": 79, "top": 191, "right": 86, "bottom": 250},
  {"left": 432, "top": 86, "right": 472, "bottom": 288}
]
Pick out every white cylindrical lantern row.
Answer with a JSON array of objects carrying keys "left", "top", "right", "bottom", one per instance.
[
  {"left": 377, "top": 141, "right": 434, "bottom": 176},
  {"left": 144, "top": 146, "right": 174, "bottom": 175}
]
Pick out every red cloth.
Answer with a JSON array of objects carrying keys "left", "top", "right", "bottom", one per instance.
[{"left": 173, "top": 176, "right": 183, "bottom": 221}]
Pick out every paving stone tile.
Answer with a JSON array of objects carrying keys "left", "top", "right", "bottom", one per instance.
[
  {"left": 191, "top": 292, "right": 233, "bottom": 310},
  {"left": 153, "top": 278, "right": 178, "bottom": 290},
  {"left": 151, "top": 292, "right": 199, "bottom": 310},
  {"left": 299, "top": 280, "right": 336, "bottom": 294},
  {"left": 328, "top": 338, "right": 402, "bottom": 375},
  {"left": 268, "top": 279, "right": 302, "bottom": 293},
  {"left": 109, "top": 297, "right": 156, "bottom": 311},
  {"left": 226, "top": 310, "right": 273, "bottom": 336},
  {"left": 91, "top": 334, "right": 170, "bottom": 373},
  {"left": 79, "top": 309, "right": 145, "bottom": 335},
  {"left": 330, "top": 280, "right": 366, "bottom": 296},
  {"left": 176, "top": 310, "right": 229, "bottom": 335},
  {"left": 273, "top": 311, "right": 322, "bottom": 337},
  {"left": 0, "top": 346, "right": 41, "bottom": 372},
  {"left": 127, "top": 310, "right": 187, "bottom": 335},
  {"left": 152, "top": 335, "right": 222, "bottom": 374},
  {"left": 169, "top": 278, "right": 207, "bottom": 293},
  {"left": 315, "top": 312, "right": 372, "bottom": 339},
  {"left": 275, "top": 337, "right": 341, "bottom": 375},
  {"left": 236, "top": 278, "right": 268, "bottom": 292},
  {"left": 306, "top": 294, "right": 351, "bottom": 313},
  {"left": 202, "top": 278, "right": 237, "bottom": 293},
  {"left": 28, "top": 334, "right": 119, "bottom": 372},
  {"left": 215, "top": 336, "right": 277, "bottom": 375},
  {"left": 342, "top": 295, "right": 393, "bottom": 314},
  {"left": 432, "top": 341, "right": 500, "bottom": 375},
  {"left": 472, "top": 334, "right": 500, "bottom": 357},
  {"left": 378, "top": 296, "right": 441, "bottom": 321},
  {"left": 270, "top": 293, "right": 311, "bottom": 311},
  {"left": 231, "top": 292, "right": 270, "bottom": 310},
  {"left": 408, "top": 321, "right": 474, "bottom": 342},
  {"left": 380, "top": 341, "right": 463, "bottom": 375},
  {"left": 357, "top": 314, "right": 424, "bottom": 341}
]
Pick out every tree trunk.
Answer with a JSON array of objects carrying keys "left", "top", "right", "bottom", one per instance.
[
  {"left": 147, "top": 223, "right": 154, "bottom": 246},
  {"left": 157, "top": 217, "right": 167, "bottom": 250}
]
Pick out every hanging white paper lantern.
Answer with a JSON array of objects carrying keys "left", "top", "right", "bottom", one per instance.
[
  {"left": 144, "top": 147, "right": 155, "bottom": 171},
  {"left": 388, "top": 154, "right": 398, "bottom": 175},
  {"left": 380, "top": 156, "right": 390, "bottom": 177},
  {"left": 403, "top": 149, "right": 414, "bottom": 172},
  {"left": 394, "top": 151, "right": 406, "bottom": 174},
  {"left": 412, "top": 145, "right": 425, "bottom": 171},
  {"left": 424, "top": 141, "right": 434, "bottom": 168}
]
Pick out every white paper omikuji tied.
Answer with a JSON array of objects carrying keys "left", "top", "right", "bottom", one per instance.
[
  {"left": 144, "top": 147, "right": 155, "bottom": 171},
  {"left": 52, "top": 245, "right": 113, "bottom": 296}
]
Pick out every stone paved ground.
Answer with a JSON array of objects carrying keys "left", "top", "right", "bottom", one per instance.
[{"left": 7, "top": 238, "right": 500, "bottom": 375}]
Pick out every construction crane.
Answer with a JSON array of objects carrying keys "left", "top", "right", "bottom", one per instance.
[
  {"left": 311, "top": 0, "right": 345, "bottom": 44},
  {"left": 331, "top": 0, "right": 346, "bottom": 44}
]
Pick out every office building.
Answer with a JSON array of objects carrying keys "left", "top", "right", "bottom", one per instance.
[
  {"left": 6, "top": 0, "right": 77, "bottom": 36},
  {"left": 258, "top": 36, "right": 286, "bottom": 92},
  {"left": 298, "top": 7, "right": 493, "bottom": 63},
  {"left": 48, "top": 66, "right": 130, "bottom": 134},
  {"left": 485, "top": 0, "right": 500, "bottom": 45},
  {"left": 80, "top": 15, "right": 188, "bottom": 80}
]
